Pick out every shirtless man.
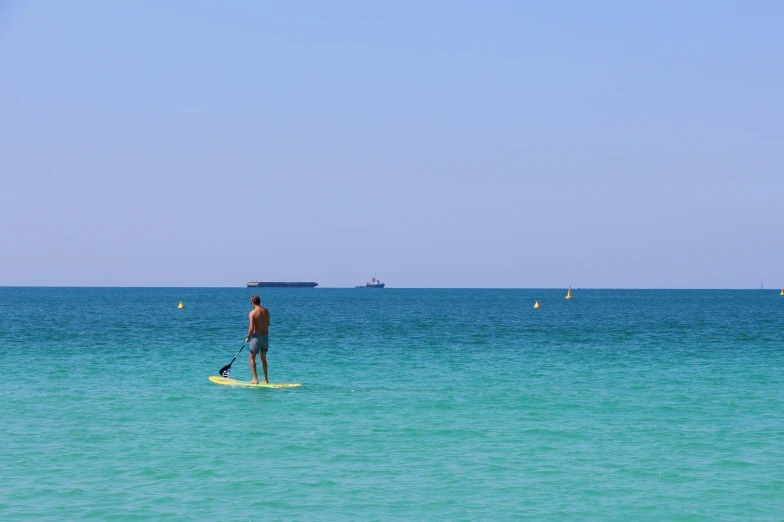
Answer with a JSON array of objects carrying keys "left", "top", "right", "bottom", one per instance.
[{"left": 245, "top": 295, "right": 270, "bottom": 384}]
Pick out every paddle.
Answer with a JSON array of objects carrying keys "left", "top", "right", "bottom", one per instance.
[{"left": 219, "top": 340, "right": 249, "bottom": 378}]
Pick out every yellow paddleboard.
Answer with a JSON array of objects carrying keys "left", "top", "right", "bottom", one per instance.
[{"left": 209, "top": 376, "right": 301, "bottom": 389}]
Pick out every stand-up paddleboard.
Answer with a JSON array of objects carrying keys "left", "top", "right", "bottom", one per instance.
[{"left": 209, "top": 376, "right": 301, "bottom": 388}]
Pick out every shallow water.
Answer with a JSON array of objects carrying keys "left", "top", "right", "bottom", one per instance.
[{"left": 1, "top": 288, "right": 783, "bottom": 520}]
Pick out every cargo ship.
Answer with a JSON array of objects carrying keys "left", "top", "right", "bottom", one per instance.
[
  {"left": 246, "top": 281, "right": 318, "bottom": 288},
  {"left": 355, "top": 276, "right": 385, "bottom": 289}
]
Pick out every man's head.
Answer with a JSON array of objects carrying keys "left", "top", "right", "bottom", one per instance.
[{"left": 251, "top": 295, "right": 261, "bottom": 306}]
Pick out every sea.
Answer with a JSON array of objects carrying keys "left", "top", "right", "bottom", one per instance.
[{"left": 1, "top": 287, "right": 783, "bottom": 520}]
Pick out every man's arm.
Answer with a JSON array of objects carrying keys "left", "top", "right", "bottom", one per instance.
[{"left": 245, "top": 312, "right": 255, "bottom": 342}]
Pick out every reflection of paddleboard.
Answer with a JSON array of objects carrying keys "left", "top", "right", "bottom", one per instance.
[{"left": 209, "top": 376, "right": 301, "bottom": 388}]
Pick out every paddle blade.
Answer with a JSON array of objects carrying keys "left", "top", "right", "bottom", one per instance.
[{"left": 219, "top": 363, "right": 232, "bottom": 378}]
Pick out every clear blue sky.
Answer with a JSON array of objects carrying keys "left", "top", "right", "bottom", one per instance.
[{"left": 1, "top": 1, "right": 782, "bottom": 288}]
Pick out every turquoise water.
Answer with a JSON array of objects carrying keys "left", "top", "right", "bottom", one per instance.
[{"left": 2, "top": 288, "right": 783, "bottom": 520}]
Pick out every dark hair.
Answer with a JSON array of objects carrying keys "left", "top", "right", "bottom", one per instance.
[{"left": 251, "top": 295, "right": 261, "bottom": 305}]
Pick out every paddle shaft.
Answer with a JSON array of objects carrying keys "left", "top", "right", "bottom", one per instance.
[
  {"left": 219, "top": 340, "right": 249, "bottom": 377},
  {"left": 231, "top": 341, "right": 248, "bottom": 362}
]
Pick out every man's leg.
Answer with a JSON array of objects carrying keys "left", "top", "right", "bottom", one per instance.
[
  {"left": 249, "top": 352, "right": 259, "bottom": 384},
  {"left": 260, "top": 352, "right": 269, "bottom": 384}
]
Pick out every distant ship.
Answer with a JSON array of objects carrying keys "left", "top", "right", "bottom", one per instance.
[
  {"left": 246, "top": 281, "right": 318, "bottom": 288},
  {"left": 355, "top": 276, "right": 385, "bottom": 289}
]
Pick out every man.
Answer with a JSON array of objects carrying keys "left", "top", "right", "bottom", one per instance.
[{"left": 245, "top": 295, "right": 270, "bottom": 384}]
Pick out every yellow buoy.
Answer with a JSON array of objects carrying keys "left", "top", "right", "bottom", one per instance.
[
  {"left": 178, "top": 302, "right": 185, "bottom": 309},
  {"left": 565, "top": 286, "right": 573, "bottom": 299},
  {"left": 533, "top": 301, "right": 540, "bottom": 309},
  {"left": 780, "top": 288, "right": 784, "bottom": 296}
]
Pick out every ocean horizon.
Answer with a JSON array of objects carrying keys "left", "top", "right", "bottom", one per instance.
[{"left": 2, "top": 285, "right": 780, "bottom": 290}]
